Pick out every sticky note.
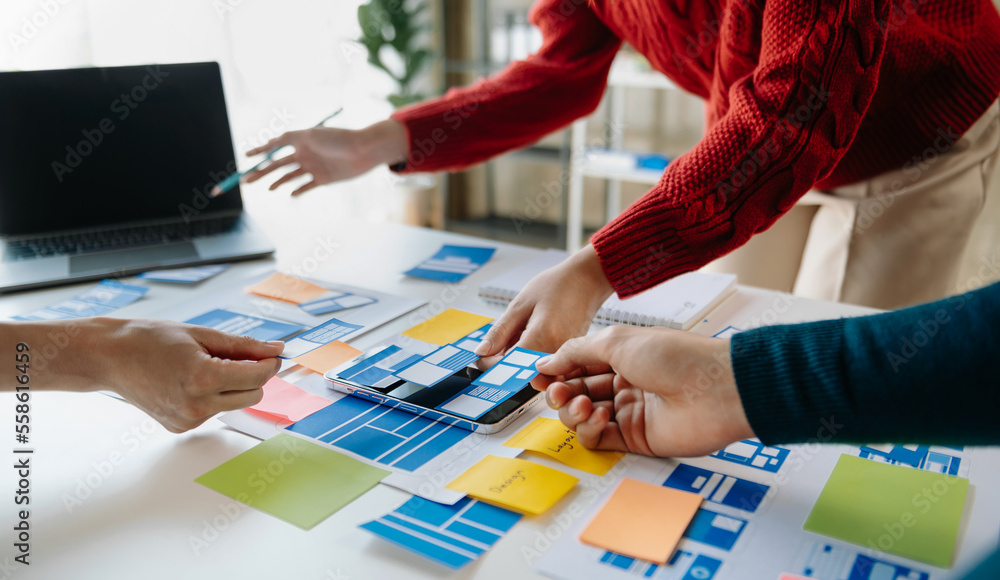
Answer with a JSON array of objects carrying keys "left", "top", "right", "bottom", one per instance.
[
  {"left": 195, "top": 433, "right": 389, "bottom": 529},
  {"left": 402, "top": 309, "right": 494, "bottom": 346},
  {"left": 360, "top": 496, "right": 521, "bottom": 569},
  {"left": 446, "top": 455, "right": 578, "bottom": 515},
  {"left": 248, "top": 376, "right": 333, "bottom": 422},
  {"left": 279, "top": 317, "right": 364, "bottom": 359},
  {"left": 246, "top": 272, "right": 327, "bottom": 304},
  {"left": 504, "top": 417, "right": 625, "bottom": 476},
  {"left": 778, "top": 575, "right": 812, "bottom": 580},
  {"left": 803, "top": 454, "right": 969, "bottom": 568},
  {"left": 292, "top": 341, "right": 363, "bottom": 374},
  {"left": 579, "top": 478, "right": 702, "bottom": 564},
  {"left": 139, "top": 265, "right": 227, "bottom": 283},
  {"left": 404, "top": 245, "right": 496, "bottom": 283},
  {"left": 184, "top": 309, "right": 304, "bottom": 341}
]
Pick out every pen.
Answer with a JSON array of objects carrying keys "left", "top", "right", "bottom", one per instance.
[{"left": 210, "top": 107, "right": 344, "bottom": 197}]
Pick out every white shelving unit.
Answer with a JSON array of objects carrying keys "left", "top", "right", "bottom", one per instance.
[{"left": 566, "top": 56, "right": 680, "bottom": 250}]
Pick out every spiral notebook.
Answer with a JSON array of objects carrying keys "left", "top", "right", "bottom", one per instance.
[{"left": 478, "top": 250, "right": 737, "bottom": 331}]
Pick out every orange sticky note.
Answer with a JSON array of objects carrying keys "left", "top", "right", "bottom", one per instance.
[
  {"left": 292, "top": 341, "right": 362, "bottom": 375},
  {"left": 246, "top": 273, "right": 327, "bottom": 304},
  {"left": 579, "top": 478, "right": 702, "bottom": 565},
  {"left": 779, "top": 575, "right": 812, "bottom": 580},
  {"left": 248, "top": 376, "right": 332, "bottom": 422}
]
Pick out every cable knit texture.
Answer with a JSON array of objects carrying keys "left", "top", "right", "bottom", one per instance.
[{"left": 391, "top": 0, "right": 1000, "bottom": 297}]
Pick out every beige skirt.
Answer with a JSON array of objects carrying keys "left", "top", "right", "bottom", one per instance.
[{"left": 702, "top": 100, "right": 1000, "bottom": 310}]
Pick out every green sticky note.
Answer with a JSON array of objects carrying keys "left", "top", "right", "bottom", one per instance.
[
  {"left": 195, "top": 433, "right": 389, "bottom": 530},
  {"left": 803, "top": 454, "right": 969, "bottom": 568}
]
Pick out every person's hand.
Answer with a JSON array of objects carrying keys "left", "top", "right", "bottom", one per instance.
[
  {"left": 534, "top": 326, "right": 754, "bottom": 457},
  {"left": 475, "top": 245, "right": 614, "bottom": 376},
  {"left": 77, "top": 319, "right": 283, "bottom": 433},
  {"left": 242, "top": 119, "right": 409, "bottom": 196}
]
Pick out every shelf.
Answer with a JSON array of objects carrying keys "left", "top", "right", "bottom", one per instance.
[
  {"left": 581, "top": 164, "right": 664, "bottom": 185},
  {"left": 607, "top": 56, "right": 676, "bottom": 90},
  {"left": 506, "top": 144, "right": 565, "bottom": 164}
]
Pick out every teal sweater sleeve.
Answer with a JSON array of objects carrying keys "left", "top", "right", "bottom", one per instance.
[{"left": 730, "top": 281, "right": 1000, "bottom": 446}]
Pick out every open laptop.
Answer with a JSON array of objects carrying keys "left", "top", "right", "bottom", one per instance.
[{"left": 0, "top": 62, "right": 274, "bottom": 293}]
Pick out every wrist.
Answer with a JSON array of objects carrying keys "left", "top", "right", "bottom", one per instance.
[
  {"left": 40, "top": 317, "right": 125, "bottom": 393},
  {"left": 360, "top": 118, "right": 409, "bottom": 168},
  {"left": 569, "top": 245, "right": 614, "bottom": 308},
  {"left": 707, "top": 338, "right": 755, "bottom": 443}
]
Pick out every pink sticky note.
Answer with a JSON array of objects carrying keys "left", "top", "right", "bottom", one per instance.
[{"left": 248, "top": 376, "right": 332, "bottom": 422}]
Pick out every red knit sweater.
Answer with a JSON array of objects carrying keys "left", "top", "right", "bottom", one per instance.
[{"left": 392, "top": 0, "right": 1000, "bottom": 298}]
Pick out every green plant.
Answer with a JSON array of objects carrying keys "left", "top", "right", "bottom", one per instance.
[{"left": 357, "top": 0, "right": 432, "bottom": 108}]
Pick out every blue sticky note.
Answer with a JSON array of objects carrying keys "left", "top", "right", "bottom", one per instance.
[
  {"left": 185, "top": 309, "right": 304, "bottom": 341},
  {"left": 360, "top": 496, "right": 521, "bottom": 569},
  {"left": 13, "top": 279, "right": 147, "bottom": 320},
  {"left": 404, "top": 245, "right": 496, "bottom": 283},
  {"left": 76, "top": 279, "right": 149, "bottom": 308},
  {"left": 139, "top": 265, "right": 228, "bottom": 283},
  {"left": 298, "top": 293, "right": 377, "bottom": 316},
  {"left": 279, "top": 317, "right": 365, "bottom": 359}
]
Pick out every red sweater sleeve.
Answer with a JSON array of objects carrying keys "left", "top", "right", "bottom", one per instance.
[
  {"left": 592, "top": 0, "right": 891, "bottom": 297},
  {"left": 390, "top": 0, "right": 621, "bottom": 172}
]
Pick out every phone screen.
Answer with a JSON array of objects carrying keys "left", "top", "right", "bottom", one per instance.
[{"left": 331, "top": 347, "right": 540, "bottom": 425}]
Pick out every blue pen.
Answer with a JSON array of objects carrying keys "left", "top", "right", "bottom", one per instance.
[{"left": 210, "top": 107, "right": 344, "bottom": 197}]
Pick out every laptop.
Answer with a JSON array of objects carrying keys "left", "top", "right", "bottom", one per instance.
[{"left": 0, "top": 62, "right": 275, "bottom": 293}]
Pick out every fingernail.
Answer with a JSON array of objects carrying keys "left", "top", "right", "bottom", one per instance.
[
  {"left": 474, "top": 339, "right": 492, "bottom": 356},
  {"left": 266, "top": 340, "right": 284, "bottom": 347},
  {"left": 535, "top": 355, "right": 551, "bottom": 367}
]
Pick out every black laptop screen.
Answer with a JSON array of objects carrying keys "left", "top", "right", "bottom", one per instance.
[{"left": 0, "top": 62, "right": 243, "bottom": 236}]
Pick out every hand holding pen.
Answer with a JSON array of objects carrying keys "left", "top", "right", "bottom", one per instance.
[
  {"left": 212, "top": 108, "right": 342, "bottom": 197},
  {"left": 216, "top": 110, "right": 410, "bottom": 198}
]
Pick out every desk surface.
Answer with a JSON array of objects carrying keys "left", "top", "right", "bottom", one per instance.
[{"left": 1, "top": 223, "right": 995, "bottom": 580}]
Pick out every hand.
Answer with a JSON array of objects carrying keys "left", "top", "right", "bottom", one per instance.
[
  {"left": 534, "top": 326, "right": 754, "bottom": 457},
  {"left": 475, "top": 245, "right": 614, "bottom": 377},
  {"left": 243, "top": 119, "right": 409, "bottom": 196},
  {"left": 74, "top": 319, "right": 283, "bottom": 433}
]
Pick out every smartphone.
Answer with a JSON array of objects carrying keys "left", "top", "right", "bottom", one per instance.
[{"left": 324, "top": 345, "right": 542, "bottom": 434}]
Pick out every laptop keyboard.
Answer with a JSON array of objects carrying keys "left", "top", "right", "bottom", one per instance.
[{"left": 5, "top": 216, "right": 242, "bottom": 261}]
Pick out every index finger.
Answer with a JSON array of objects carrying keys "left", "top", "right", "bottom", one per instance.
[
  {"left": 246, "top": 133, "right": 291, "bottom": 156},
  {"left": 534, "top": 334, "right": 611, "bottom": 377},
  {"left": 201, "top": 356, "right": 281, "bottom": 393}
]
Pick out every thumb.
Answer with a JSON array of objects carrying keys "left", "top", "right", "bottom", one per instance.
[
  {"left": 195, "top": 328, "right": 285, "bottom": 361},
  {"left": 535, "top": 334, "right": 609, "bottom": 377},
  {"left": 475, "top": 306, "right": 529, "bottom": 357}
]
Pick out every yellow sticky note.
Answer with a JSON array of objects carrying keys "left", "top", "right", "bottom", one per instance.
[
  {"left": 246, "top": 272, "right": 327, "bottom": 304},
  {"left": 292, "top": 341, "right": 362, "bottom": 375},
  {"left": 446, "top": 455, "right": 578, "bottom": 515},
  {"left": 504, "top": 417, "right": 625, "bottom": 476},
  {"left": 401, "top": 309, "right": 493, "bottom": 346},
  {"left": 580, "top": 478, "right": 702, "bottom": 565}
]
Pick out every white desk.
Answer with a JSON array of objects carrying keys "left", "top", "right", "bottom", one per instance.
[{"left": 1, "top": 223, "right": 996, "bottom": 580}]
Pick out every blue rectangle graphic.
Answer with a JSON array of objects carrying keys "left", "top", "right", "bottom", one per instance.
[{"left": 359, "top": 495, "right": 520, "bottom": 569}]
